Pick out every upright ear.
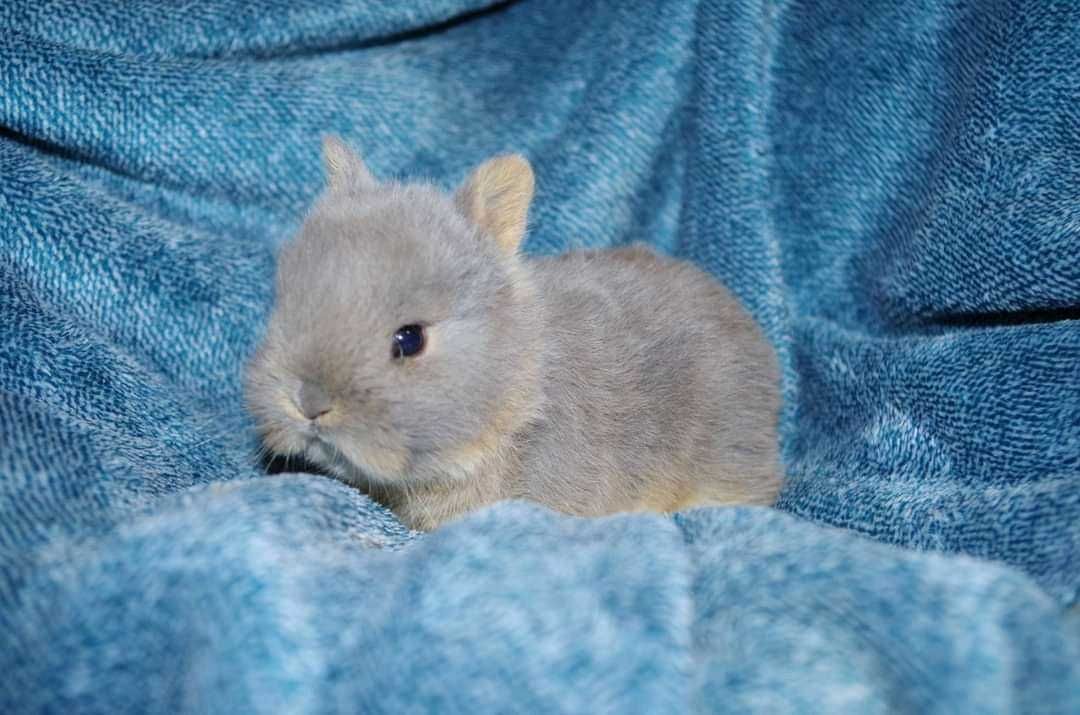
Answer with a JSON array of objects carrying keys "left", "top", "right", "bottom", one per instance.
[
  {"left": 455, "top": 154, "right": 534, "bottom": 254},
  {"left": 321, "top": 135, "right": 376, "bottom": 191}
]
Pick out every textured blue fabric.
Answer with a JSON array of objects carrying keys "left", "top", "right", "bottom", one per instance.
[{"left": 2, "top": 1, "right": 1078, "bottom": 712}]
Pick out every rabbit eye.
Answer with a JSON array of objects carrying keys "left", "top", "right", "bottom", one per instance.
[{"left": 392, "top": 324, "right": 426, "bottom": 359}]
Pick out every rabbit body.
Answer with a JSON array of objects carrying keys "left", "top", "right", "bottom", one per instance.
[{"left": 246, "top": 138, "right": 781, "bottom": 530}]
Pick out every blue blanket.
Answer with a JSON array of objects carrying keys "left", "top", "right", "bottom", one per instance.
[{"left": 2, "top": 1, "right": 1078, "bottom": 712}]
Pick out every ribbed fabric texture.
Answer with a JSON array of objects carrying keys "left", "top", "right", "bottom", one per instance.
[{"left": 2, "top": 1, "right": 1078, "bottom": 712}]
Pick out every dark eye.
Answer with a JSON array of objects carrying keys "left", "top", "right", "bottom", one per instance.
[{"left": 392, "top": 324, "right": 426, "bottom": 359}]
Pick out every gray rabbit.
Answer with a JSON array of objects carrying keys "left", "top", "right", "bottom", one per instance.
[{"left": 246, "top": 137, "right": 782, "bottom": 530}]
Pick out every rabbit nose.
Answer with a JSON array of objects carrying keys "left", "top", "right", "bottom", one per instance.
[{"left": 298, "top": 381, "right": 333, "bottom": 420}]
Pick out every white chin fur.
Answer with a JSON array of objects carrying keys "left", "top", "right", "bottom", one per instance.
[
  {"left": 303, "top": 439, "right": 346, "bottom": 477},
  {"left": 305, "top": 436, "right": 396, "bottom": 487}
]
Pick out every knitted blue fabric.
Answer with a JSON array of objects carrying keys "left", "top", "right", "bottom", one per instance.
[{"left": 2, "top": 1, "right": 1078, "bottom": 712}]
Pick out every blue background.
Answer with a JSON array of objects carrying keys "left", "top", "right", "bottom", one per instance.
[{"left": 2, "top": 1, "right": 1078, "bottom": 711}]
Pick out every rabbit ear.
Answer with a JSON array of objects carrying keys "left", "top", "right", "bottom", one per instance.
[
  {"left": 321, "top": 135, "right": 376, "bottom": 191},
  {"left": 455, "top": 154, "right": 534, "bottom": 254}
]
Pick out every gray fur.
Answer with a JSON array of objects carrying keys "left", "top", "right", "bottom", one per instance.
[
  {"left": 246, "top": 138, "right": 782, "bottom": 530},
  {"left": 299, "top": 380, "right": 332, "bottom": 419}
]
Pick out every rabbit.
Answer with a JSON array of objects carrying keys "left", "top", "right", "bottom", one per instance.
[{"left": 245, "top": 136, "right": 782, "bottom": 531}]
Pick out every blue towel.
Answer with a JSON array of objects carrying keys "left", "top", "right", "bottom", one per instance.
[{"left": 2, "top": 1, "right": 1078, "bottom": 712}]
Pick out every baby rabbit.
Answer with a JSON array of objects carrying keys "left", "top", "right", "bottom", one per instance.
[{"left": 246, "top": 136, "right": 782, "bottom": 531}]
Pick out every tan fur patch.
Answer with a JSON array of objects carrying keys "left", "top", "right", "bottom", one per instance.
[
  {"left": 436, "top": 393, "right": 528, "bottom": 479},
  {"left": 606, "top": 244, "right": 659, "bottom": 265},
  {"left": 333, "top": 438, "right": 408, "bottom": 482},
  {"left": 637, "top": 473, "right": 701, "bottom": 513},
  {"left": 432, "top": 325, "right": 542, "bottom": 484},
  {"left": 277, "top": 395, "right": 306, "bottom": 422},
  {"left": 366, "top": 447, "right": 407, "bottom": 477},
  {"left": 456, "top": 154, "right": 535, "bottom": 254}
]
